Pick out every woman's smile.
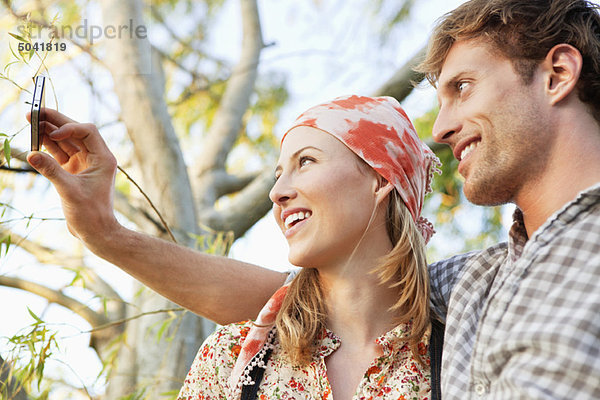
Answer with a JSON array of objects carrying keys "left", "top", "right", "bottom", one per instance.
[{"left": 282, "top": 209, "right": 313, "bottom": 237}]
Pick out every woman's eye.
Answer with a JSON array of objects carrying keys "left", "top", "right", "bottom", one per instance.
[
  {"left": 299, "top": 156, "right": 314, "bottom": 167},
  {"left": 457, "top": 81, "right": 469, "bottom": 92}
]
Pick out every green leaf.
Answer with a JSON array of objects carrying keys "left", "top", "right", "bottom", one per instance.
[
  {"left": 3, "top": 139, "right": 11, "bottom": 168},
  {"left": 156, "top": 318, "right": 172, "bottom": 342},
  {"left": 27, "top": 307, "right": 43, "bottom": 324},
  {"left": 102, "top": 296, "right": 108, "bottom": 316},
  {"left": 4, "top": 60, "right": 18, "bottom": 75},
  {"left": 160, "top": 390, "right": 181, "bottom": 396},
  {"left": 26, "top": 214, "right": 34, "bottom": 228},
  {"left": 1, "top": 235, "right": 11, "bottom": 256},
  {"left": 9, "top": 32, "right": 28, "bottom": 42}
]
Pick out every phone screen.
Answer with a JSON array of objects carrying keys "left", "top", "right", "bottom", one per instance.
[{"left": 31, "top": 76, "right": 46, "bottom": 151}]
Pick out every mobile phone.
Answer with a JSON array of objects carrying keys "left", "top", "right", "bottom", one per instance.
[{"left": 31, "top": 75, "right": 46, "bottom": 151}]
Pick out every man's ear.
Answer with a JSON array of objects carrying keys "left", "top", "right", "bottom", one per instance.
[
  {"left": 374, "top": 177, "right": 394, "bottom": 206},
  {"left": 543, "top": 44, "right": 583, "bottom": 105}
]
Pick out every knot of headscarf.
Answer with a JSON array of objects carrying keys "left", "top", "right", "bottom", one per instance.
[{"left": 282, "top": 94, "right": 441, "bottom": 244}]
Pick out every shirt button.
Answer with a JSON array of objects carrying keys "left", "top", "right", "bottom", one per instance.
[{"left": 474, "top": 381, "right": 487, "bottom": 396}]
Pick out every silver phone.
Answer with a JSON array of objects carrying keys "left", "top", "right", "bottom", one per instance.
[{"left": 31, "top": 76, "right": 46, "bottom": 151}]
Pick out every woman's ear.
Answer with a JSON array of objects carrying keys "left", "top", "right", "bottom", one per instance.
[{"left": 374, "top": 178, "right": 394, "bottom": 206}]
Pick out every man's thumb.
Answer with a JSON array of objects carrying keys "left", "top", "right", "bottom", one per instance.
[{"left": 27, "top": 152, "right": 66, "bottom": 183}]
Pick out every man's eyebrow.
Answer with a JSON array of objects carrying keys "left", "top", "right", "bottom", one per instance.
[
  {"left": 441, "top": 74, "right": 462, "bottom": 92},
  {"left": 442, "top": 70, "right": 478, "bottom": 92},
  {"left": 274, "top": 145, "right": 322, "bottom": 174}
]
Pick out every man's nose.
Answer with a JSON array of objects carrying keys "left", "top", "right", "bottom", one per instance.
[{"left": 432, "top": 106, "right": 461, "bottom": 144}]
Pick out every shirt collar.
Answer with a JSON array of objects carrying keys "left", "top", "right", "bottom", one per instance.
[
  {"left": 318, "top": 322, "right": 424, "bottom": 359},
  {"left": 508, "top": 182, "right": 600, "bottom": 261}
]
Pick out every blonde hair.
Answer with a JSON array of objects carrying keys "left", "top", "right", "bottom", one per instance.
[{"left": 275, "top": 188, "right": 430, "bottom": 366}]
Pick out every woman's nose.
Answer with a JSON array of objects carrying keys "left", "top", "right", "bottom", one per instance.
[{"left": 269, "top": 174, "right": 297, "bottom": 206}]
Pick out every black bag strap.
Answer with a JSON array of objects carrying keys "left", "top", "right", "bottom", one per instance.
[
  {"left": 241, "top": 320, "right": 445, "bottom": 400},
  {"left": 240, "top": 347, "right": 273, "bottom": 400},
  {"left": 429, "top": 318, "right": 445, "bottom": 400}
]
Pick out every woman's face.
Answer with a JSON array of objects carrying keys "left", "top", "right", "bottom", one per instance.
[{"left": 269, "top": 126, "right": 382, "bottom": 269}]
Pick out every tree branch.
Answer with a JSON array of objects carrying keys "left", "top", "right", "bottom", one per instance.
[
  {"left": 0, "top": 276, "right": 109, "bottom": 328},
  {"left": 149, "top": 5, "right": 228, "bottom": 68},
  {"left": 199, "top": 168, "right": 273, "bottom": 238},
  {"left": 114, "top": 191, "right": 167, "bottom": 234},
  {"left": 0, "top": 227, "right": 123, "bottom": 303},
  {"left": 213, "top": 170, "right": 260, "bottom": 198},
  {"left": 373, "top": 46, "right": 426, "bottom": 102},
  {"left": 152, "top": 45, "right": 210, "bottom": 87},
  {"left": 193, "top": 0, "right": 264, "bottom": 190}
]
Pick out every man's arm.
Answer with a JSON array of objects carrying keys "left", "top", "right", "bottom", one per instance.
[
  {"left": 428, "top": 251, "right": 478, "bottom": 321},
  {"left": 26, "top": 108, "right": 285, "bottom": 324}
]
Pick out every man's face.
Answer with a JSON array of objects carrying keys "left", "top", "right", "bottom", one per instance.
[{"left": 432, "top": 39, "right": 554, "bottom": 206}]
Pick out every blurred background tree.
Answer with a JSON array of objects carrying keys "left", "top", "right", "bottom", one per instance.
[{"left": 0, "top": 0, "right": 507, "bottom": 398}]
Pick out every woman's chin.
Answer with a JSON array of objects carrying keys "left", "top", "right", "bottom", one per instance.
[{"left": 287, "top": 252, "right": 320, "bottom": 269}]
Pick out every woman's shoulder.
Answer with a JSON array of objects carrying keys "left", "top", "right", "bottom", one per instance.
[
  {"left": 202, "top": 320, "right": 255, "bottom": 362},
  {"left": 178, "top": 321, "right": 255, "bottom": 398}
]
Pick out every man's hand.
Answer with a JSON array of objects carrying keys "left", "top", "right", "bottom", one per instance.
[{"left": 26, "top": 108, "right": 119, "bottom": 243}]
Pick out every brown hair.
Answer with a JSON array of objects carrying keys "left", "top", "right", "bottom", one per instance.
[
  {"left": 275, "top": 189, "right": 430, "bottom": 366},
  {"left": 417, "top": 0, "right": 600, "bottom": 122}
]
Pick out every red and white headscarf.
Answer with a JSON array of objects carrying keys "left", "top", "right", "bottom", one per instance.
[
  {"left": 228, "top": 95, "right": 441, "bottom": 397},
  {"left": 283, "top": 94, "right": 441, "bottom": 243}
]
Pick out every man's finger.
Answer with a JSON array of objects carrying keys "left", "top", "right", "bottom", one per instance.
[{"left": 27, "top": 151, "right": 70, "bottom": 186}]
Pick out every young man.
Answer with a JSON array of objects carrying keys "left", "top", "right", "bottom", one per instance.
[
  {"left": 27, "top": 0, "right": 600, "bottom": 398},
  {"left": 416, "top": 0, "right": 600, "bottom": 397}
]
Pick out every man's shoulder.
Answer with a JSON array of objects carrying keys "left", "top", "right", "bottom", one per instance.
[
  {"left": 430, "top": 242, "right": 508, "bottom": 276},
  {"left": 428, "top": 243, "right": 509, "bottom": 320}
]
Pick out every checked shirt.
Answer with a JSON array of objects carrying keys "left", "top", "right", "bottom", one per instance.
[{"left": 430, "top": 183, "right": 600, "bottom": 399}]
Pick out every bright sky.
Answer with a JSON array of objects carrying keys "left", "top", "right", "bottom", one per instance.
[{"left": 0, "top": 0, "right": 491, "bottom": 397}]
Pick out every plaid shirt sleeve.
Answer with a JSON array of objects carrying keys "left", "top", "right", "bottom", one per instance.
[{"left": 428, "top": 251, "right": 481, "bottom": 322}]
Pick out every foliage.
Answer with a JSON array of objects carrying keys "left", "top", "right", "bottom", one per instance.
[{"left": 2, "top": 309, "right": 58, "bottom": 398}]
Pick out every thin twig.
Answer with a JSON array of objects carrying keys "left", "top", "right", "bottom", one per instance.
[
  {"left": 0, "top": 166, "right": 36, "bottom": 173},
  {"left": 85, "top": 307, "right": 185, "bottom": 334},
  {"left": 117, "top": 165, "right": 177, "bottom": 243}
]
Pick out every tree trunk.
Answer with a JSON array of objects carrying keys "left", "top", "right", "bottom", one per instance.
[
  {"left": 99, "top": 0, "right": 207, "bottom": 397},
  {"left": 98, "top": 0, "right": 263, "bottom": 396}
]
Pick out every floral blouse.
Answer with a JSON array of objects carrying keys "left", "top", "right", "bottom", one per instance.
[{"left": 177, "top": 320, "right": 431, "bottom": 400}]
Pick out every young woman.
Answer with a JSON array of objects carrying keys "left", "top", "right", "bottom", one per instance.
[{"left": 177, "top": 95, "right": 440, "bottom": 400}]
